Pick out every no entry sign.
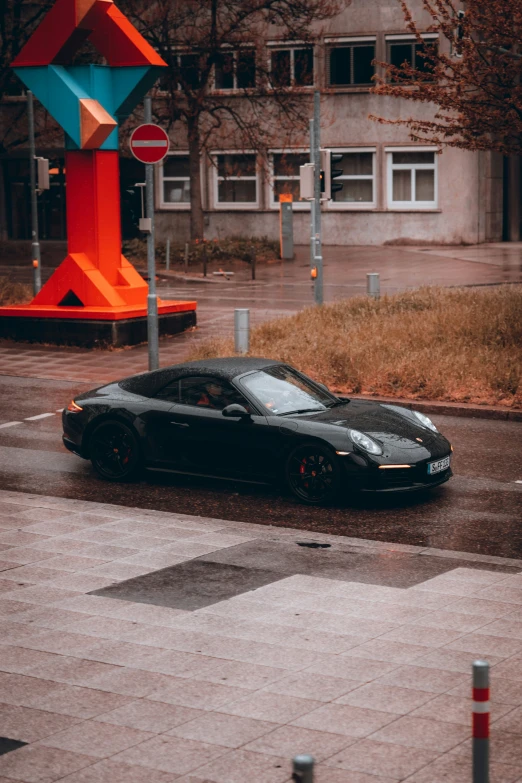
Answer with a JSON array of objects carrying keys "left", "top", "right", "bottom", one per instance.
[{"left": 130, "top": 124, "right": 169, "bottom": 164}]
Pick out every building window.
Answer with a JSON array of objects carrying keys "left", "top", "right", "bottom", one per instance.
[
  {"left": 271, "top": 152, "right": 310, "bottom": 205},
  {"left": 269, "top": 47, "right": 314, "bottom": 87},
  {"left": 215, "top": 50, "right": 256, "bottom": 90},
  {"left": 216, "top": 154, "right": 258, "bottom": 205},
  {"left": 387, "top": 36, "right": 439, "bottom": 78},
  {"left": 327, "top": 40, "right": 376, "bottom": 87},
  {"left": 161, "top": 155, "right": 190, "bottom": 206},
  {"left": 387, "top": 150, "right": 438, "bottom": 208},
  {"left": 331, "top": 150, "right": 376, "bottom": 206}
]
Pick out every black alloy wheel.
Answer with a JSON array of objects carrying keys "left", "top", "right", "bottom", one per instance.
[
  {"left": 89, "top": 421, "right": 141, "bottom": 481},
  {"left": 285, "top": 443, "right": 339, "bottom": 505}
]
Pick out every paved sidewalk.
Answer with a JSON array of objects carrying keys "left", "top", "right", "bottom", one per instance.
[{"left": 0, "top": 489, "right": 521, "bottom": 782}]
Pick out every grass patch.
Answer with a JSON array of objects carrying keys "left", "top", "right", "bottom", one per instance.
[
  {"left": 189, "top": 285, "right": 522, "bottom": 408},
  {"left": 0, "top": 277, "right": 32, "bottom": 306}
]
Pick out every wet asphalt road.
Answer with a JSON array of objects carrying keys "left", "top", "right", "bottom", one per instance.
[{"left": 0, "top": 374, "right": 521, "bottom": 559}]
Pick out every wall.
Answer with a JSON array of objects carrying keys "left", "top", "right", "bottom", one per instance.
[{"left": 155, "top": 0, "right": 495, "bottom": 246}]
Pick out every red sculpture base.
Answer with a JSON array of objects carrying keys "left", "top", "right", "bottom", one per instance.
[
  {"left": 0, "top": 149, "right": 196, "bottom": 347},
  {"left": 0, "top": 306, "right": 196, "bottom": 348}
]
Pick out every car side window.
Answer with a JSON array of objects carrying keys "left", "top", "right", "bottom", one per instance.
[
  {"left": 155, "top": 379, "right": 180, "bottom": 402},
  {"left": 178, "top": 376, "right": 251, "bottom": 412}
]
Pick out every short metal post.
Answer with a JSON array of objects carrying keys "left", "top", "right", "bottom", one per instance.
[
  {"left": 27, "top": 90, "right": 41, "bottom": 295},
  {"left": 473, "top": 660, "right": 490, "bottom": 783},
  {"left": 202, "top": 243, "right": 207, "bottom": 277},
  {"left": 367, "top": 272, "right": 380, "bottom": 299},
  {"left": 234, "top": 308, "right": 250, "bottom": 354},
  {"left": 292, "top": 754, "right": 314, "bottom": 783},
  {"left": 251, "top": 246, "right": 256, "bottom": 280},
  {"left": 165, "top": 238, "right": 170, "bottom": 271},
  {"left": 184, "top": 242, "right": 189, "bottom": 272},
  {"left": 144, "top": 96, "right": 159, "bottom": 371}
]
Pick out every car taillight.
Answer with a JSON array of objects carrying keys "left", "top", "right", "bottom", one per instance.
[{"left": 67, "top": 400, "right": 83, "bottom": 413}]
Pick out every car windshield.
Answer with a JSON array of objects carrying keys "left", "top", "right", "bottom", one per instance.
[{"left": 240, "top": 366, "right": 336, "bottom": 415}]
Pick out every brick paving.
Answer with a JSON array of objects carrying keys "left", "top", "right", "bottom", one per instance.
[{"left": 0, "top": 489, "right": 521, "bottom": 781}]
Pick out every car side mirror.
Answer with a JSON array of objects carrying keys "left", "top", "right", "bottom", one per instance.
[
  {"left": 315, "top": 382, "right": 330, "bottom": 392},
  {"left": 222, "top": 404, "right": 251, "bottom": 419}
]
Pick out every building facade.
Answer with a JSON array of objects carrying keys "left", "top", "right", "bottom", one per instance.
[
  {"left": 153, "top": 0, "right": 508, "bottom": 246},
  {"left": 1, "top": 0, "right": 516, "bottom": 246}
]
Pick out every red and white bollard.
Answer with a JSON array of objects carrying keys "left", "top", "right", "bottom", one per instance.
[{"left": 472, "top": 660, "right": 489, "bottom": 783}]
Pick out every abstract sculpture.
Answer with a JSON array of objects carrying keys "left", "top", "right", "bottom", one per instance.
[{"left": 0, "top": 0, "right": 196, "bottom": 346}]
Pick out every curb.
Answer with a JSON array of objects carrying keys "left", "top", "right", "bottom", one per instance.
[
  {"left": 156, "top": 270, "right": 225, "bottom": 284},
  {"left": 346, "top": 393, "right": 522, "bottom": 422}
]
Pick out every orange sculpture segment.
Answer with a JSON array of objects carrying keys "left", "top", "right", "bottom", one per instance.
[{"left": 2, "top": 0, "right": 195, "bottom": 346}]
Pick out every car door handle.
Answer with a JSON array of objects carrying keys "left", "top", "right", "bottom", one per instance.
[{"left": 170, "top": 421, "right": 189, "bottom": 428}]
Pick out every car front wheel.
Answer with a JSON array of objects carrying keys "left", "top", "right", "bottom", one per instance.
[
  {"left": 285, "top": 443, "right": 340, "bottom": 505},
  {"left": 89, "top": 420, "right": 142, "bottom": 482}
]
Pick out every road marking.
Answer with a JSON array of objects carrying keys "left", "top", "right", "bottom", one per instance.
[
  {"left": 56, "top": 409, "right": 64, "bottom": 413},
  {"left": 0, "top": 422, "right": 22, "bottom": 429},
  {"left": 25, "top": 413, "right": 55, "bottom": 421},
  {"left": 516, "top": 480, "right": 522, "bottom": 484}
]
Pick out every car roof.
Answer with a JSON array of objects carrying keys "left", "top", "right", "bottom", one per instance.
[{"left": 118, "top": 357, "right": 284, "bottom": 397}]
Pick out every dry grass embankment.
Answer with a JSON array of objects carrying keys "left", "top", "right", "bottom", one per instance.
[
  {"left": 190, "top": 286, "right": 522, "bottom": 408},
  {"left": 0, "top": 277, "right": 32, "bottom": 306}
]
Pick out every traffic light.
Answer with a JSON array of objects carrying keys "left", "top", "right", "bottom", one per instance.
[
  {"left": 299, "top": 163, "right": 315, "bottom": 200},
  {"left": 36, "top": 157, "right": 49, "bottom": 191},
  {"left": 320, "top": 149, "right": 344, "bottom": 199}
]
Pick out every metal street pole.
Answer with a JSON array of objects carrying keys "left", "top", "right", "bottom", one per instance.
[
  {"left": 144, "top": 96, "right": 159, "bottom": 371},
  {"left": 313, "top": 90, "right": 323, "bottom": 306},
  {"left": 27, "top": 91, "right": 41, "bottom": 295},
  {"left": 309, "top": 118, "right": 315, "bottom": 273}
]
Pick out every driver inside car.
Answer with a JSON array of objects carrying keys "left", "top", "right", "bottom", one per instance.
[{"left": 197, "top": 381, "right": 227, "bottom": 409}]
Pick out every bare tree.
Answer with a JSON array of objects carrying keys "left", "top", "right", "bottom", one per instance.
[
  {"left": 122, "top": 0, "right": 344, "bottom": 239},
  {"left": 371, "top": 0, "right": 522, "bottom": 157}
]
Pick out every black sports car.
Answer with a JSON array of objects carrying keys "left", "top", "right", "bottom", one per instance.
[{"left": 62, "top": 357, "right": 453, "bottom": 504}]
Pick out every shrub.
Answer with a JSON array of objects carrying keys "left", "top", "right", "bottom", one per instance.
[{"left": 189, "top": 286, "right": 522, "bottom": 408}]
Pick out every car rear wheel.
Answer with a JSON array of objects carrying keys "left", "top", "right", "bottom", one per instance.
[
  {"left": 285, "top": 443, "right": 340, "bottom": 505},
  {"left": 89, "top": 421, "right": 141, "bottom": 482}
]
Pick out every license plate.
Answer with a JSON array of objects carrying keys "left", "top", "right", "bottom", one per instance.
[{"left": 427, "top": 455, "right": 451, "bottom": 475}]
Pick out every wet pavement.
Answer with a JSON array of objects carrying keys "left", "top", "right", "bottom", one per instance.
[
  {"left": 0, "top": 376, "right": 521, "bottom": 560},
  {"left": 0, "top": 488, "right": 521, "bottom": 782},
  {"left": 1, "top": 242, "right": 521, "bottom": 383}
]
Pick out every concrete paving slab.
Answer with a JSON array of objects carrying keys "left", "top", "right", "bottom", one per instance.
[{"left": 0, "top": 487, "right": 521, "bottom": 782}]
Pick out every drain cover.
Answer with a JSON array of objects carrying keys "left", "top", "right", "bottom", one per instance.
[
  {"left": 0, "top": 737, "right": 27, "bottom": 756},
  {"left": 297, "top": 542, "right": 332, "bottom": 549}
]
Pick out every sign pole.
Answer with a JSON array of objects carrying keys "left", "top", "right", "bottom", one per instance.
[
  {"left": 27, "top": 90, "right": 41, "bottom": 296},
  {"left": 309, "top": 118, "right": 315, "bottom": 275},
  {"left": 313, "top": 90, "right": 323, "bottom": 306},
  {"left": 144, "top": 96, "right": 159, "bottom": 371}
]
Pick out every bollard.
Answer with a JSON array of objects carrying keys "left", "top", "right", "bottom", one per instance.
[
  {"left": 292, "top": 755, "right": 314, "bottom": 783},
  {"left": 473, "top": 660, "right": 489, "bottom": 783},
  {"left": 367, "top": 272, "right": 380, "bottom": 299},
  {"left": 184, "top": 242, "right": 189, "bottom": 272},
  {"left": 234, "top": 308, "right": 250, "bottom": 354},
  {"left": 202, "top": 244, "right": 208, "bottom": 277},
  {"left": 165, "top": 238, "right": 170, "bottom": 271}
]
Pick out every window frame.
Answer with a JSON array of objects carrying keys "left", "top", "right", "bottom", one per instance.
[
  {"left": 269, "top": 150, "right": 312, "bottom": 210},
  {"left": 325, "top": 36, "right": 377, "bottom": 89},
  {"left": 386, "top": 146, "right": 439, "bottom": 210},
  {"left": 267, "top": 42, "right": 315, "bottom": 89},
  {"left": 213, "top": 46, "right": 257, "bottom": 92},
  {"left": 212, "top": 151, "right": 259, "bottom": 210},
  {"left": 159, "top": 152, "right": 191, "bottom": 211},
  {"left": 176, "top": 375, "right": 253, "bottom": 412},
  {"left": 385, "top": 33, "right": 439, "bottom": 79},
  {"left": 325, "top": 148, "right": 377, "bottom": 211}
]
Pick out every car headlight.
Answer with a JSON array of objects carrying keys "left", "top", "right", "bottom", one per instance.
[
  {"left": 413, "top": 410, "right": 438, "bottom": 433},
  {"left": 348, "top": 429, "right": 383, "bottom": 456}
]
